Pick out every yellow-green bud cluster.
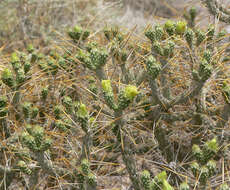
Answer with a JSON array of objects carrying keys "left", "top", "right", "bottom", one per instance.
[
  {"left": 68, "top": 25, "right": 90, "bottom": 42},
  {"left": 140, "top": 170, "right": 151, "bottom": 190},
  {"left": 179, "top": 182, "right": 189, "bottom": 190},
  {"left": 101, "top": 80, "right": 117, "bottom": 110},
  {"left": 117, "top": 85, "right": 138, "bottom": 111},
  {"left": 21, "top": 125, "right": 52, "bottom": 152},
  {"left": 0, "top": 96, "right": 8, "bottom": 117},
  {"left": 17, "top": 160, "right": 32, "bottom": 175},
  {"left": 145, "top": 55, "right": 162, "bottom": 79}
]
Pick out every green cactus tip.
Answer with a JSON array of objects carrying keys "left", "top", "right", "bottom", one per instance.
[{"left": 77, "top": 104, "right": 88, "bottom": 118}]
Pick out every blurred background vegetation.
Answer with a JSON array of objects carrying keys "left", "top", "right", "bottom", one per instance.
[{"left": 0, "top": 0, "right": 213, "bottom": 52}]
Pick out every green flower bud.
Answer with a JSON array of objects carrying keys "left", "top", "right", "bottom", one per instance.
[
  {"left": 152, "top": 41, "right": 163, "bottom": 56},
  {"left": 1, "top": 68, "right": 15, "bottom": 88},
  {"left": 206, "top": 160, "right": 216, "bottom": 176},
  {"left": 17, "top": 160, "right": 32, "bottom": 175},
  {"left": 154, "top": 24, "right": 164, "bottom": 40},
  {"left": 189, "top": 7, "right": 197, "bottom": 21},
  {"left": 81, "top": 159, "right": 90, "bottom": 175},
  {"left": 185, "top": 28, "right": 195, "bottom": 48},
  {"left": 47, "top": 60, "right": 58, "bottom": 75},
  {"left": 196, "top": 29, "right": 206, "bottom": 46},
  {"left": 16, "top": 68, "right": 26, "bottom": 84},
  {"left": 192, "top": 144, "right": 203, "bottom": 163},
  {"left": 62, "top": 96, "right": 73, "bottom": 113},
  {"left": 145, "top": 27, "right": 156, "bottom": 42},
  {"left": 207, "top": 25, "right": 215, "bottom": 41},
  {"left": 27, "top": 44, "right": 34, "bottom": 53},
  {"left": 162, "top": 179, "right": 174, "bottom": 190},
  {"left": 21, "top": 132, "right": 36, "bottom": 150},
  {"left": 203, "top": 138, "right": 218, "bottom": 160},
  {"left": 176, "top": 21, "right": 187, "bottom": 35},
  {"left": 87, "top": 173, "right": 97, "bottom": 186},
  {"left": 203, "top": 50, "right": 212, "bottom": 63},
  {"left": 22, "top": 102, "right": 32, "bottom": 119},
  {"left": 76, "top": 50, "right": 93, "bottom": 69},
  {"left": 11, "top": 52, "right": 20, "bottom": 65},
  {"left": 40, "top": 137, "right": 52, "bottom": 151},
  {"left": 218, "top": 183, "right": 230, "bottom": 190},
  {"left": 54, "top": 105, "right": 63, "bottom": 119},
  {"left": 0, "top": 96, "right": 7, "bottom": 108},
  {"left": 55, "top": 120, "right": 68, "bottom": 132},
  {"left": 32, "top": 125, "right": 44, "bottom": 147},
  {"left": 26, "top": 124, "right": 33, "bottom": 134},
  {"left": 77, "top": 104, "right": 88, "bottom": 119},
  {"left": 145, "top": 55, "right": 161, "bottom": 79},
  {"left": 179, "top": 182, "right": 189, "bottom": 190},
  {"left": 41, "top": 87, "right": 48, "bottom": 101},
  {"left": 90, "top": 48, "right": 108, "bottom": 69},
  {"left": 140, "top": 170, "right": 151, "bottom": 190},
  {"left": 164, "top": 20, "right": 175, "bottom": 35},
  {"left": 190, "top": 161, "right": 200, "bottom": 176},
  {"left": 24, "top": 62, "right": 31, "bottom": 74},
  {"left": 200, "top": 166, "right": 209, "bottom": 184},
  {"left": 199, "top": 60, "right": 213, "bottom": 81}
]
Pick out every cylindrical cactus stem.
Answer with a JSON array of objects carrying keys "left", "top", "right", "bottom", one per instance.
[
  {"left": 140, "top": 170, "right": 151, "bottom": 190},
  {"left": 117, "top": 85, "right": 139, "bottom": 111},
  {"left": 185, "top": 28, "right": 195, "bottom": 48},
  {"left": 145, "top": 55, "right": 161, "bottom": 80},
  {"left": 17, "top": 160, "right": 32, "bottom": 175},
  {"left": 179, "top": 182, "right": 190, "bottom": 190},
  {"left": 1, "top": 68, "right": 15, "bottom": 88},
  {"left": 218, "top": 183, "right": 230, "bottom": 190},
  {"left": 196, "top": 29, "right": 206, "bottom": 46},
  {"left": 101, "top": 80, "right": 117, "bottom": 110}
]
